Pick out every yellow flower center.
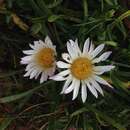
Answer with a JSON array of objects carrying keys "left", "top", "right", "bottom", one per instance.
[
  {"left": 70, "top": 57, "right": 93, "bottom": 80},
  {"left": 35, "top": 48, "right": 55, "bottom": 69}
]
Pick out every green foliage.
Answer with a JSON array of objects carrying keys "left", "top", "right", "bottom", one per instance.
[{"left": 0, "top": 0, "right": 130, "bottom": 129}]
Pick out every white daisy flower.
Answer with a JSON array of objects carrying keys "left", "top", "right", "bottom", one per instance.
[
  {"left": 21, "top": 36, "right": 56, "bottom": 83},
  {"left": 50, "top": 38, "right": 115, "bottom": 103}
]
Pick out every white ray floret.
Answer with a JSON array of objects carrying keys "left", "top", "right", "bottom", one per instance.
[
  {"left": 21, "top": 36, "right": 56, "bottom": 83},
  {"left": 50, "top": 38, "right": 115, "bottom": 103}
]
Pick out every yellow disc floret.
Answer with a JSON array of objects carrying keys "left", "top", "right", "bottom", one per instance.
[
  {"left": 35, "top": 48, "right": 55, "bottom": 69},
  {"left": 71, "top": 57, "right": 93, "bottom": 80}
]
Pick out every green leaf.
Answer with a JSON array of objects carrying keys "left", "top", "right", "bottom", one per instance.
[
  {"left": 0, "top": 81, "right": 52, "bottom": 103},
  {"left": 0, "top": 70, "right": 24, "bottom": 78},
  {"left": 117, "top": 10, "right": 130, "bottom": 21},
  {"left": 110, "top": 72, "right": 128, "bottom": 91},
  {"left": 96, "top": 112, "right": 126, "bottom": 130},
  {"left": 104, "top": 41, "right": 117, "bottom": 47},
  {"left": 116, "top": 21, "right": 127, "bottom": 38},
  {"left": 104, "top": 0, "right": 115, "bottom": 6},
  {"left": 0, "top": 118, "right": 13, "bottom": 130},
  {"left": 31, "top": 23, "right": 42, "bottom": 34},
  {"left": 110, "top": 72, "right": 130, "bottom": 103},
  {"left": 48, "top": 0, "right": 63, "bottom": 8},
  {"left": 117, "top": 71, "right": 130, "bottom": 78},
  {"left": 29, "top": 0, "right": 43, "bottom": 15},
  {"left": 83, "top": 0, "right": 88, "bottom": 18},
  {"left": 48, "top": 15, "right": 63, "bottom": 22},
  {"left": 70, "top": 107, "right": 87, "bottom": 117},
  {"left": 105, "top": 9, "right": 115, "bottom": 18},
  {"left": 36, "top": 0, "right": 51, "bottom": 16},
  {"left": 87, "top": 105, "right": 127, "bottom": 130}
]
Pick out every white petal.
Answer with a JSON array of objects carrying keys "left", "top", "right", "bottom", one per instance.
[
  {"left": 50, "top": 75, "right": 66, "bottom": 81},
  {"left": 93, "top": 75, "right": 113, "bottom": 88},
  {"left": 23, "top": 50, "right": 35, "bottom": 55},
  {"left": 72, "top": 80, "right": 80, "bottom": 100},
  {"left": 57, "top": 61, "right": 70, "bottom": 68},
  {"left": 64, "top": 78, "right": 76, "bottom": 94},
  {"left": 88, "top": 41, "right": 94, "bottom": 54},
  {"left": 83, "top": 38, "right": 90, "bottom": 54},
  {"left": 67, "top": 42, "right": 77, "bottom": 58},
  {"left": 92, "top": 51, "right": 112, "bottom": 63},
  {"left": 52, "top": 45, "right": 57, "bottom": 55},
  {"left": 90, "top": 79, "right": 104, "bottom": 96},
  {"left": 35, "top": 71, "right": 41, "bottom": 79},
  {"left": 62, "top": 53, "right": 72, "bottom": 63},
  {"left": 71, "top": 39, "right": 81, "bottom": 56},
  {"left": 61, "top": 76, "right": 72, "bottom": 94},
  {"left": 40, "top": 72, "right": 47, "bottom": 83},
  {"left": 21, "top": 56, "right": 32, "bottom": 62},
  {"left": 24, "top": 71, "right": 31, "bottom": 77},
  {"left": 26, "top": 66, "right": 39, "bottom": 73},
  {"left": 24, "top": 67, "right": 34, "bottom": 77},
  {"left": 50, "top": 66, "right": 56, "bottom": 76},
  {"left": 29, "top": 44, "right": 35, "bottom": 50},
  {"left": 30, "top": 69, "right": 38, "bottom": 79},
  {"left": 86, "top": 81, "right": 98, "bottom": 98},
  {"left": 45, "top": 36, "right": 53, "bottom": 47},
  {"left": 91, "top": 44, "right": 105, "bottom": 58},
  {"left": 20, "top": 60, "right": 29, "bottom": 64},
  {"left": 34, "top": 41, "right": 42, "bottom": 50},
  {"left": 25, "top": 63, "right": 35, "bottom": 71},
  {"left": 94, "top": 65, "right": 115, "bottom": 75},
  {"left": 39, "top": 40, "right": 47, "bottom": 47},
  {"left": 81, "top": 82, "right": 87, "bottom": 103},
  {"left": 46, "top": 66, "right": 56, "bottom": 77}
]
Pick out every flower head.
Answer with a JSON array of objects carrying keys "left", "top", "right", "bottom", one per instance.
[
  {"left": 21, "top": 36, "right": 56, "bottom": 83},
  {"left": 50, "top": 38, "right": 115, "bottom": 103}
]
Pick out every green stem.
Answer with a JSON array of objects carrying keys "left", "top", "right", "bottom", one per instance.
[{"left": 83, "top": 0, "right": 88, "bottom": 18}]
